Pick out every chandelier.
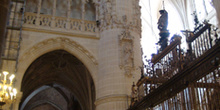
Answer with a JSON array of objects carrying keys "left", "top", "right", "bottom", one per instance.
[{"left": 0, "top": 71, "right": 17, "bottom": 108}]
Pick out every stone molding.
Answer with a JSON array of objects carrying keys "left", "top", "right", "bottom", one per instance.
[
  {"left": 16, "top": 37, "right": 98, "bottom": 91},
  {"left": 22, "top": 26, "right": 98, "bottom": 39},
  {"left": 95, "top": 94, "right": 130, "bottom": 106},
  {"left": 19, "top": 37, "right": 98, "bottom": 65},
  {"left": 26, "top": 100, "right": 62, "bottom": 110}
]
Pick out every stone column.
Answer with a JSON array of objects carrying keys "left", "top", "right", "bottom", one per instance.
[
  {"left": 213, "top": 0, "right": 220, "bottom": 27},
  {"left": 11, "top": 91, "right": 23, "bottom": 110},
  {"left": 51, "top": 0, "right": 56, "bottom": 28},
  {"left": 81, "top": 1, "right": 85, "bottom": 31},
  {"left": 66, "top": 0, "right": 71, "bottom": 29},
  {"left": 96, "top": 0, "right": 142, "bottom": 110},
  {"left": 35, "top": 0, "right": 42, "bottom": 26},
  {"left": 0, "top": 0, "right": 10, "bottom": 65}
]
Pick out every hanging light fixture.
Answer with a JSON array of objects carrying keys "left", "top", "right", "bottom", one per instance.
[{"left": 0, "top": 71, "right": 17, "bottom": 109}]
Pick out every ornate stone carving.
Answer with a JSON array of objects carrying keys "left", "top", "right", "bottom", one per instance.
[
  {"left": 119, "top": 28, "right": 134, "bottom": 77},
  {"left": 19, "top": 37, "right": 98, "bottom": 65},
  {"left": 105, "top": 1, "right": 112, "bottom": 25},
  {"left": 97, "top": 0, "right": 113, "bottom": 28},
  {"left": 132, "top": 0, "right": 141, "bottom": 32},
  {"left": 96, "top": 0, "right": 141, "bottom": 35}
]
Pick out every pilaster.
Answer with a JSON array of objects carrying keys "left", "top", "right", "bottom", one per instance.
[
  {"left": 35, "top": 0, "right": 41, "bottom": 26},
  {"left": 51, "top": 0, "right": 56, "bottom": 27},
  {"left": 66, "top": 0, "right": 71, "bottom": 29}
]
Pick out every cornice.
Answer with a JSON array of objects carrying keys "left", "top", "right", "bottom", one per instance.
[{"left": 22, "top": 27, "right": 99, "bottom": 40}]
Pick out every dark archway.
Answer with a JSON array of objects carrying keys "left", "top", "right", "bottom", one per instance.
[{"left": 20, "top": 50, "right": 95, "bottom": 110}]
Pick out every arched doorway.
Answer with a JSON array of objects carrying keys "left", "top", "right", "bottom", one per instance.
[{"left": 20, "top": 50, "right": 95, "bottom": 110}]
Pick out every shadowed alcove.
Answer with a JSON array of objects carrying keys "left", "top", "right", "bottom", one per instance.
[{"left": 20, "top": 50, "right": 95, "bottom": 110}]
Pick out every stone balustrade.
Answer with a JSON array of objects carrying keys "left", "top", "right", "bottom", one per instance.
[{"left": 24, "top": 12, "right": 96, "bottom": 34}]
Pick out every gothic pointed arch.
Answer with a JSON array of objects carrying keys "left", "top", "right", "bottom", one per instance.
[
  {"left": 16, "top": 37, "right": 98, "bottom": 90},
  {"left": 20, "top": 50, "right": 95, "bottom": 110}
]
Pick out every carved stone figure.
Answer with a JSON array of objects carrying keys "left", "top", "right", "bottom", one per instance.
[
  {"left": 157, "top": 10, "right": 168, "bottom": 31},
  {"left": 122, "top": 15, "right": 127, "bottom": 24},
  {"left": 123, "top": 42, "right": 133, "bottom": 66},
  {"left": 119, "top": 28, "right": 134, "bottom": 77}
]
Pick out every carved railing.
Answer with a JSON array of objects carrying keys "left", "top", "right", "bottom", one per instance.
[
  {"left": 187, "top": 23, "right": 212, "bottom": 59},
  {"left": 151, "top": 36, "right": 182, "bottom": 78},
  {"left": 84, "top": 20, "right": 96, "bottom": 33},
  {"left": 136, "top": 36, "right": 182, "bottom": 101},
  {"left": 70, "top": 19, "right": 82, "bottom": 31},
  {"left": 129, "top": 23, "right": 220, "bottom": 110},
  {"left": 39, "top": 14, "right": 52, "bottom": 27},
  {"left": 23, "top": 12, "right": 96, "bottom": 33},
  {"left": 24, "top": 12, "right": 37, "bottom": 25},
  {"left": 55, "top": 16, "right": 67, "bottom": 28}
]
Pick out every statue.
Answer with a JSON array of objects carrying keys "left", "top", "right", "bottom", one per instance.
[
  {"left": 157, "top": 10, "right": 168, "bottom": 32},
  {"left": 157, "top": 9, "right": 169, "bottom": 51}
]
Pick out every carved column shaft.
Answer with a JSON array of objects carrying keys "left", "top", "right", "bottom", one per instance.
[
  {"left": 35, "top": 0, "right": 41, "bottom": 26},
  {"left": 95, "top": 3, "right": 100, "bottom": 36},
  {"left": 66, "top": 0, "right": 71, "bottom": 29},
  {"left": 51, "top": 0, "right": 56, "bottom": 27},
  {"left": 81, "top": 2, "right": 85, "bottom": 31}
]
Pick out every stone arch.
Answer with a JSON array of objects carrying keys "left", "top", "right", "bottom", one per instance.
[
  {"left": 16, "top": 37, "right": 98, "bottom": 91},
  {"left": 30, "top": 101, "right": 62, "bottom": 110},
  {"left": 21, "top": 84, "right": 83, "bottom": 110},
  {"left": 20, "top": 49, "right": 95, "bottom": 110}
]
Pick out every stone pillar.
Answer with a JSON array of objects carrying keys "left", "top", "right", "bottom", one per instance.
[
  {"left": 96, "top": 0, "right": 142, "bottom": 109},
  {"left": 66, "top": 0, "right": 71, "bottom": 29},
  {"left": 81, "top": 1, "right": 85, "bottom": 31},
  {"left": 35, "top": 0, "right": 42, "bottom": 26},
  {"left": 213, "top": 0, "right": 220, "bottom": 27},
  {"left": 11, "top": 91, "right": 23, "bottom": 110},
  {"left": 51, "top": 0, "right": 56, "bottom": 27},
  {"left": 0, "top": 0, "right": 10, "bottom": 65}
]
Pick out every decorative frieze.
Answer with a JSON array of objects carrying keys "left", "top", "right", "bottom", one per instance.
[
  {"left": 96, "top": 0, "right": 141, "bottom": 34},
  {"left": 23, "top": 12, "right": 96, "bottom": 34}
]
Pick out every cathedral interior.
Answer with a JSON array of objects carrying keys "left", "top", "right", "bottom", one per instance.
[{"left": 0, "top": 0, "right": 219, "bottom": 110}]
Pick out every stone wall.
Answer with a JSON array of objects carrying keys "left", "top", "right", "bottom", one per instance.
[{"left": 0, "top": 0, "right": 10, "bottom": 64}]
